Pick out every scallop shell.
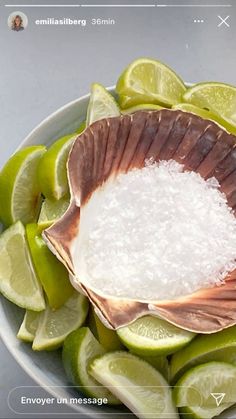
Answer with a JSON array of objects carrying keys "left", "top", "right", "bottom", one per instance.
[{"left": 43, "top": 110, "right": 236, "bottom": 333}]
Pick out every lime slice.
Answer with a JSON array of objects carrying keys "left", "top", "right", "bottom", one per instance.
[
  {"left": 17, "top": 310, "right": 40, "bottom": 342},
  {"left": 86, "top": 83, "right": 120, "bottom": 126},
  {"left": 183, "top": 82, "right": 236, "bottom": 128},
  {"left": 63, "top": 327, "right": 120, "bottom": 404},
  {"left": 116, "top": 58, "right": 186, "bottom": 109},
  {"left": 38, "top": 197, "right": 70, "bottom": 231},
  {"left": 117, "top": 316, "right": 195, "bottom": 357},
  {"left": 38, "top": 133, "right": 76, "bottom": 200},
  {"left": 170, "top": 325, "right": 236, "bottom": 384},
  {"left": 32, "top": 291, "right": 88, "bottom": 350},
  {"left": 0, "top": 221, "right": 45, "bottom": 311},
  {"left": 88, "top": 307, "right": 123, "bottom": 351},
  {"left": 122, "top": 103, "right": 164, "bottom": 114},
  {"left": 173, "top": 103, "right": 236, "bottom": 135},
  {"left": 0, "top": 146, "right": 46, "bottom": 227},
  {"left": 174, "top": 362, "right": 236, "bottom": 419},
  {"left": 89, "top": 351, "right": 178, "bottom": 418},
  {"left": 26, "top": 223, "right": 73, "bottom": 310}
]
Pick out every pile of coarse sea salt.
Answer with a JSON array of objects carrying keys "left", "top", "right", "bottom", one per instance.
[{"left": 83, "top": 160, "right": 236, "bottom": 301}]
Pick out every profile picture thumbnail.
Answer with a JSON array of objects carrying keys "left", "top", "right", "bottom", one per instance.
[{"left": 8, "top": 11, "right": 28, "bottom": 32}]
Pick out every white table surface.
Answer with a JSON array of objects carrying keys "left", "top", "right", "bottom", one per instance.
[{"left": 1, "top": 0, "right": 236, "bottom": 417}]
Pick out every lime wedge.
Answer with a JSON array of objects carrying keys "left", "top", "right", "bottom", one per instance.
[
  {"left": 119, "top": 95, "right": 165, "bottom": 110},
  {"left": 174, "top": 362, "right": 236, "bottom": 419},
  {"left": 183, "top": 82, "right": 236, "bottom": 128},
  {"left": 88, "top": 307, "right": 123, "bottom": 351},
  {"left": 75, "top": 120, "right": 86, "bottom": 134},
  {"left": 118, "top": 94, "right": 163, "bottom": 109},
  {"left": 0, "top": 146, "right": 46, "bottom": 227},
  {"left": 116, "top": 58, "right": 186, "bottom": 109},
  {"left": 140, "top": 355, "right": 169, "bottom": 381},
  {"left": 170, "top": 325, "right": 236, "bottom": 384},
  {"left": 89, "top": 351, "right": 178, "bottom": 418},
  {"left": 86, "top": 83, "right": 120, "bottom": 126},
  {"left": 122, "top": 103, "right": 164, "bottom": 114},
  {"left": 0, "top": 221, "right": 45, "bottom": 311},
  {"left": 173, "top": 103, "right": 236, "bottom": 135},
  {"left": 63, "top": 327, "right": 120, "bottom": 404},
  {"left": 118, "top": 94, "right": 144, "bottom": 109},
  {"left": 26, "top": 223, "right": 73, "bottom": 310},
  {"left": 32, "top": 291, "right": 88, "bottom": 350},
  {"left": 38, "top": 133, "right": 76, "bottom": 200},
  {"left": 38, "top": 197, "right": 70, "bottom": 231},
  {"left": 117, "top": 316, "right": 195, "bottom": 357},
  {"left": 17, "top": 310, "right": 40, "bottom": 342}
]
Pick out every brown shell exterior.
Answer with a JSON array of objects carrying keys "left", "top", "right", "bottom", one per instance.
[{"left": 44, "top": 110, "right": 236, "bottom": 333}]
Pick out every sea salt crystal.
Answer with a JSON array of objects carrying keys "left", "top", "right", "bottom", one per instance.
[{"left": 81, "top": 160, "right": 236, "bottom": 301}]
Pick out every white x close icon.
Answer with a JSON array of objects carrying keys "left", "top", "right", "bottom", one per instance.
[{"left": 218, "top": 15, "right": 230, "bottom": 27}]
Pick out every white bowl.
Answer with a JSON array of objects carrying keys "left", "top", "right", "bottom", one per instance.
[{"left": 0, "top": 90, "right": 235, "bottom": 419}]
